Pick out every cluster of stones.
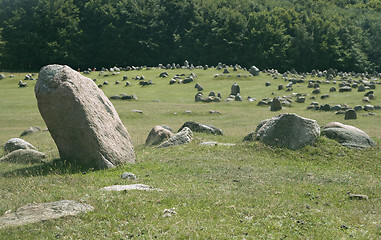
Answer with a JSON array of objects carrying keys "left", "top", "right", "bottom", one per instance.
[
  {"left": 2, "top": 73, "right": 36, "bottom": 87},
  {"left": 258, "top": 68, "right": 380, "bottom": 119},
  {"left": 109, "top": 93, "right": 138, "bottom": 100},
  {"left": 145, "top": 121, "right": 224, "bottom": 148},
  {"left": 243, "top": 113, "right": 375, "bottom": 149},
  {"left": 143, "top": 112, "right": 378, "bottom": 150},
  {"left": 1, "top": 137, "right": 46, "bottom": 164},
  {"left": 168, "top": 72, "right": 197, "bottom": 85},
  {"left": 195, "top": 91, "right": 222, "bottom": 103}
]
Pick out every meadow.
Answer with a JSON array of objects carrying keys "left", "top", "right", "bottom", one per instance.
[{"left": 0, "top": 66, "right": 380, "bottom": 239}]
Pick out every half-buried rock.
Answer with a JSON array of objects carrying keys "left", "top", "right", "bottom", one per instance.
[
  {"left": 145, "top": 125, "right": 174, "bottom": 146},
  {"left": 321, "top": 122, "right": 376, "bottom": 148},
  {"left": 158, "top": 127, "right": 193, "bottom": 148},
  {"left": 0, "top": 149, "right": 46, "bottom": 164},
  {"left": 178, "top": 121, "right": 223, "bottom": 135},
  {"left": 255, "top": 113, "right": 320, "bottom": 150},
  {"left": 0, "top": 200, "right": 93, "bottom": 229},
  {"left": 35, "top": 65, "right": 135, "bottom": 169}
]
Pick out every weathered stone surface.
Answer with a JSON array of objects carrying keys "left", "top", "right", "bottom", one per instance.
[
  {"left": 270, "top": 97, "right": 282, "bottom": 111},
  {"left": 145, "top": 126, "right": 174, "bottom": 146},
  {"left": 249, "top": 66, "right": 260, "bottom": 76},
  {"left": 20, "top": 126, "right": 41, "bottom": 137},
  {"left": 230, "top": 83, "right": 240, "bottom": 96},
  {"left": 100, "top": 184, "right": 162, "bottom": 191},
  {"left": 121, "top": 172, "right": 136, "bottom": 180},
  {"left": 339, "top": 86, "right": 352, "bottom": 92},
  {"left": 158, "top": 127, "right": 193, "bottom": 148},
  {"left": 178, "top": 121, "right": 223, "bottom": 135},
  {"left": 4, "top": 138, "right": 36, "bottom": 154},
  {"left": 256, "top": 113, "right": 320, "bottom": 150},
  {"left": 0, "top": 200, "right": 93, "bottom": 229},
  {"left": 35, "top": 64, "right": 135, "bottom": 169},
  {"left": 322, "top": 122, "right": 376, "bottom": 148},
  {"left": 344, "top": 109, "right": 357, "bottom": 120},
  {"left": 329, "top": 87, "right": 337, "bottom": 92},
  {"left": 0, "top": 149, "right": 46, "bottom": 164},
  {"left": 296, "top": 96, "right": 306, "bottom": 103}
]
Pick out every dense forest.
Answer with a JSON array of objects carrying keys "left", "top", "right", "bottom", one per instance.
[{"left": 0, "top": 0, "right": 380, "bottom": 72}]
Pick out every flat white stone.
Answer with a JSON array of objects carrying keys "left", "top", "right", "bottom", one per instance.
[
  {"left": 0, "top": 200, "right": 93, "bottom": 229},
  {"left": 100, "top": 184, "right": 163, "bottom": 192}
]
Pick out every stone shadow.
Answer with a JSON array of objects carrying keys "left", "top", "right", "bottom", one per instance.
[{"left": 0, "top": 158, "right": 91, "bottom": 178}]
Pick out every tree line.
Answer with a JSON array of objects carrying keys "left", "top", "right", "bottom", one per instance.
[{"left": 0, "top": 0, "right": 380, "bottom": 72}]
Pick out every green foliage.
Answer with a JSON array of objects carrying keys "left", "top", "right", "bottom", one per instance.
[{"left": 0, "top": 0, "right": 381, "bottom": 71}]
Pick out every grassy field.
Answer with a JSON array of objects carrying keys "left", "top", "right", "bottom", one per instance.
[{"left": 0, "top": 67, "right": 380, "bottom": 239}]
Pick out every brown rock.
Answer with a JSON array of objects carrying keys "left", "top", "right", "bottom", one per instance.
[
  {"left": 145, "top": 126, "right": 174, "bottom": 146},
  {"left": 35, "top": 65, "right": 135, "bottom": 169}
]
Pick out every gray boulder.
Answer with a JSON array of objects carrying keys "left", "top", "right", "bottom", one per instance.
[
  {"left": 20, "top": 126, "right": 41, "bottom": 137},
  {"left": 249, "top": 66, "right": 260, "bottom": 76},
  {"left": 270, "top": 97, "right": 282, "bottom": 111},
  {"left": 344, "top": 109, "right": 357, "bottom": 120},
  {"left": 339, "top": 86, "right": 352, "bottom": 92},
  {"left": 256, "top": 113, "right": 320, "bottom": 150},
  {"left": 243, "top": 119, "right": 270, "bottom": 142},
  {"left": 358, "top": 85, "right": 365, "bottom": 92},
  {"left": 4, "top": 138, "right": 36, "bottom": 154},
  {"left": 0, "top": 149, "right": 46, "bottom": 164},
  {"left": 35, "top": 64, "right": 135, "bottom": 169},
  {"left": 231, "top": 83, "right": 240, "bottom": 96},
  {"left": 145, "top": 126, "right": 174, "bottom": 146},
  {"left": 322, "top": 122, "right": 376, "bottom": 148},
  {"left": 178, "top": 121, "right": 223, "bottom": 135},
  {"left": 296, "top": 96, "right": 305, "bottom": 103},
  {"left": 158, "top": 127, "right": 193, "bottom": 148},
  {"left": 0, "top": 200, "right": 93, "bottom": 229}
]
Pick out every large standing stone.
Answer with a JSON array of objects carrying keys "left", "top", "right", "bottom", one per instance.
[
  {"left": 344, "top": 109, "right": 357, "bottom": 120},
  {"left": 256, "top": 113, "right": 320, "bottom": 150},
  {"left": 321, "top": 122, "right": 376, "bottom": 148},
  {"left": 270, "top": 97, "right": 282, "bottom": 111},
  {"left": 35, "top": 65, "right": 135, "bottom": 169},
  {"left": 0, "top": 200, "right": 93, "bottom": 229},
  {"left": 231, "top": 83, "right": 240, "bottom": 96}
]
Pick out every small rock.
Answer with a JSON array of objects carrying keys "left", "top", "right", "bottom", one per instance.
[
  {"left": 158, "top": 127, "right": 193, "bottom": 148},
  {"left": 121, "top": 172, "right": 136, "bottom": 180},
  {"left": 131, "top": 110, "right": 143, "bottom": 114},
  {"left": 348, "top": 193, "right": 369, "bottom": 200},
  {"left": 163, "top": 208, "right": 177, "bottom": 218},
  {"left": 344, "top": 109, "right": 357, "bottom": 120},
  {"left": 20, "top": 126, "right": 41, "bottom": 137}
]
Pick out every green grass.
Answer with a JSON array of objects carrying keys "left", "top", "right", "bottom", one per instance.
[{"left": 0, "top": 68, "right": 380, "bottom": 239}]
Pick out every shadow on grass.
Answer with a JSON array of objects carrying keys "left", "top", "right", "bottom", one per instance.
[{"left": 0, "top": 158, "right": 92, "bottom": 178}]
